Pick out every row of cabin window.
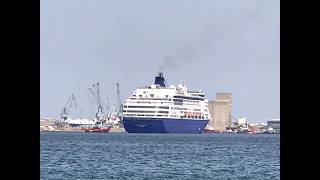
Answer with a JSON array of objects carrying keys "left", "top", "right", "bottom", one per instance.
[
  {"left": 181, "top": 115, "right": 205, "bottom": 119},
  {"left": 173, "top": 96, "right": 204, "bottom": 101},
  {"left": 174, "top": 99, "right": 200, "bottom": 104},
  {"left": 133, "top": 94, "right": 169, "bottom": 98},
  {"left": 124, "top": 106, "right": 202, "bottom": 112},
  {"left": 124, "top": 110, "right": 169, "bottom": 114},
  {"left": 136, "top": 101, "right": 164, "bottom": 104},
  {"left": 131, "top": 97, "right": 203, "bottom": 103},
  {"left": 124, "top": 105, "right": 169, "bottom": 109},
  {"left": 130, "top": 97, "right": 171, "bottom": 101},
  {"left": 125, "top": 114, "right": 168, "bottom": 117},
  {"left": 125, "top": 114, "right": 206, "bottom": 119},
  {"left": 126, "top": 101, "right": 169, "bottom": 104}
]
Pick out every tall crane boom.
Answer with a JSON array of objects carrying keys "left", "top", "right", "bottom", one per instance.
[
  {"left": 96, "top": 82, "right": 103, "bottom": 114},
  {"left": 116, "top": 83, "right": 122, "bottom": 115},
  {"left": 61, "top": 94, "right": 77, "bottom": 120},
  {"left": 89, "top": 82, "right": 105, "bottom": 120},
  {"left": 88, "top": 84, "right": 98, "bottom": 107}
]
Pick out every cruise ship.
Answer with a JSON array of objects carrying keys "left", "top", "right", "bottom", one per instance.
[{"left": 122, "top": 72, "right": 210, "bottom": 133}]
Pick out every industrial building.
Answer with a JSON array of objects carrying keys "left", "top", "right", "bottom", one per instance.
[
  {"left": 267, "top": 119, "right": 280, "bottom": 133},
  {"left": 208, "top": 93, "right": 232, "bottom": 131}
]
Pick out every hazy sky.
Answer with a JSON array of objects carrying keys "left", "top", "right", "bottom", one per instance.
[{"left": 40, "top": 0, "right": 279, "bottom": 123}]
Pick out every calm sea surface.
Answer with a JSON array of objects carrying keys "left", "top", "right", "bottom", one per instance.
[{"left": 40, "top": 132, "right": 280, "bottom": 180}]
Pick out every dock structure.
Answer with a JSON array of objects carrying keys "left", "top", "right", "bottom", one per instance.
[{"left": 208, "top": 93, "right": 232, "bottom": 131}]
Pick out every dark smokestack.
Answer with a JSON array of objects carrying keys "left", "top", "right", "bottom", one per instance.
[{"left": 154, "top": 72, "right": 166, "bottom": 87}]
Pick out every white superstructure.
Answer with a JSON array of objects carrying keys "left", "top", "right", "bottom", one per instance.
[{"left": 65, "top": 118, "right": 96, "bottom": 127}]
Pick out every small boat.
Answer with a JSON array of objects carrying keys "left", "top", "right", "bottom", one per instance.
[
  {"left": 203, "top": 124, "right": 219, "bottom": 133},
  {"left": 204, "top": 126, "right": 234, "bottom": 133},
  {"left": 85, "top": 122, "right": 110, "bottom": 133},
  {"left": 85, "top": 126, "right": 110, "bottom": 133}
]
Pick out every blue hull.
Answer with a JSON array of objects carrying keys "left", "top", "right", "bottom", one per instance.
[{"left": 123, "top": 117, "right": 209, "bottom": 134}]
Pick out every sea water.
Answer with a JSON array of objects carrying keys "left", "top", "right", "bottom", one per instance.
[{"left": 40, "top": 132, "right": 280, "bottom": 179}]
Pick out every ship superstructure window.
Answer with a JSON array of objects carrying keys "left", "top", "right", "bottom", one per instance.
[
  {"left": 157, "top": 111, "right": 169, "bottom": 114},
  {"left": 173, "top": 99, "right": 183, "bottom": 105},
  {"left": 150, "top": 94, "right": 154, "bottom": 97},
  {"left": 158, "top": 106, "right": 169, "bottom": 109},
  {"left": 173, "top": 95, "right": 204, "bottom": 101},
  {"left": 174, "top": 107, "right": 187, "bottom": 110},
  {"left": 157, "top": 115, "right": 168, "bottom": 117}
]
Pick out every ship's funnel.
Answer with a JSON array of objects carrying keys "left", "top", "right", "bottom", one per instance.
[{"left": 154, "top": 72, "right": 166, "bottom": 87}]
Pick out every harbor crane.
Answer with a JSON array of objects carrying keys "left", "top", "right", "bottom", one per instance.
[
  {"left": 61, "top": 94, "right": 77, "bottom": 120},
  {"left": 88, "top": 82, "right": 105, "bottom": 121},
  {"left": 116, "top": 83, "right": 123, "bottom": 116}
]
